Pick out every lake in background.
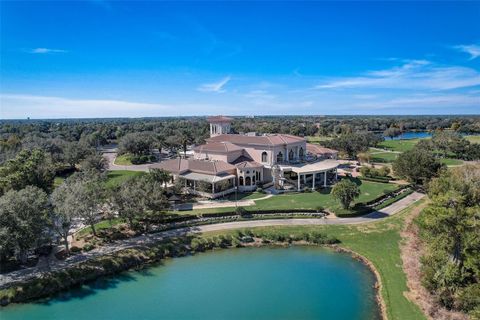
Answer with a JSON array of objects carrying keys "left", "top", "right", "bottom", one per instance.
[
  {"left": 383, "top": 131, "right": 432, "bottom": 140},
  {"left": 1, "top": 246, "right": 380, "bottom": 320}
]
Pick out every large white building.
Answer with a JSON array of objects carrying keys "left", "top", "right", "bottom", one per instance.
[{"left": 151, "top": 116, "right": 339, "bottom": 198}]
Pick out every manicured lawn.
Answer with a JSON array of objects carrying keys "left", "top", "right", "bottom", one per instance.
[
  {"left": 465, "top": 135, "right": 480, "bottom": 144},
  {"left": 204, "top": 199, "right": 428, "bottom": 320},
  {"left": 105, "top": 170, "right": 146, "bottom": 188},
  {"left": 223, "top": 192, "right": 266, "bottom": 201},
  {"left": 305, "top": 135, "right": 333, "bottom": 143},
  {"left": 370, "top": 152, "right": 398, "bottom": 163},
  {"left": 378, "top": 139, "right": 421, "bottom": 152},
  {"left": 114, "top": 154, "right": 133, "bottom": 165},
  {"left": 188, "top": 179, "right": 400, "bottom": 215}
]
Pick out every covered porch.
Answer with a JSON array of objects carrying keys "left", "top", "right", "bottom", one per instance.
[
  {"left": 179, "top": 171, "right": 236, "bottom": 199},
  {"left": 278, "top": 160, "right": 339, "bottom": 191}
]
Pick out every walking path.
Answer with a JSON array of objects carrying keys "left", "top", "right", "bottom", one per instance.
[
  {"left": 176, "top": 194, "right": 274, "bottom": 210},
  {"left": 0, "top": 192, "right": 424, "bottom": 288}
]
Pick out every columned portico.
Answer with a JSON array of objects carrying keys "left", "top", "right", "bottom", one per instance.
[{"left": 279, "top": 160, "right": 339, "bottom": 191}]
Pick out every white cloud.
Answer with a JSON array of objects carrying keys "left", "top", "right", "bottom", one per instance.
[
  {"left": 29, "top": 48, "right": 68, "bottom": 54},
  {"left": 197, "top": 76, "right": 231, "bottom": 93},
  {"left": 315, "top": 60, "right": 480, "bottom": 91},
  {"left": 454, "top": 44, "right": 480, "bottom": 60}
]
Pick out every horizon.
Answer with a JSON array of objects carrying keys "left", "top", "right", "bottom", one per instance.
[{"left": 1, "top": 1, "right": 480, "bottom": 119}]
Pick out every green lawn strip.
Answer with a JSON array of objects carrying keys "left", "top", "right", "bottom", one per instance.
[
  {"left": 202, "top": 199, "right": 427, "bottom": 320},
  {"left": 114, "top": 154, "right": 133, "bottom": 165},
  {"left": 105, "top": 170, "right": 146, "bottom": 188},
  {"left": 78, "top": 218, "right": 124, "bottom": 236},
  {"left": 221, "top": 191, "right": 266, "bottom": 201},
  {"left": 439, "top": 158, "right": 463, "bottom": 166}
]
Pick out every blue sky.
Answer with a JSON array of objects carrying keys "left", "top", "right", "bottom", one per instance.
[{"left": 1, "top": 1, "right": 479, "bottom": 118}]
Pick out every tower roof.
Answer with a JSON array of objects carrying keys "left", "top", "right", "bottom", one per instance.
[{"left": 207, "top": 115, "right": 233, "bottom": 123}]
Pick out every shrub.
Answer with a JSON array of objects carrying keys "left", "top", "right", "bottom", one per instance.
[
  {"left": 70, "top": 246, "right": 81, "bottom": 253},
  {"left": 235, "top": 206, "right": 250, "bottom": 217}
]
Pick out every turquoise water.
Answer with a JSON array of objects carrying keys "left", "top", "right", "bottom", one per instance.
[
  {"left": 1, "top": 247, "right": 380, "bottom": 320},
  {"left": 384, "top": 131, "right": 432, "bottom": 140}
]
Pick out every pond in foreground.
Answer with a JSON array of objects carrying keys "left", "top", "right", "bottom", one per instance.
[{"left": 2, "top": 247, "right": 380, "bottom": 320}]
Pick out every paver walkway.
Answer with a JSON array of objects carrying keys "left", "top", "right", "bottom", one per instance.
[{"left": 0, "top": 192, "right": 424, "bottom": 288}]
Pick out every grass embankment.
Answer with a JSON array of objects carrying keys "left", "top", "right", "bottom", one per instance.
[
  {"left": 114, "top": 154, "right": 133, "bottom": 165},
  {"left": 105, "top": 170, "right": 145, "bottom": 188},
  {"left": 204, "top": 199, "right": 428, "bottom": 320}
]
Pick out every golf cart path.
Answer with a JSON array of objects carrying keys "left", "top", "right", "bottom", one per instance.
[{"left": 0, "top": 192, "right": 424, "bottom": 288}]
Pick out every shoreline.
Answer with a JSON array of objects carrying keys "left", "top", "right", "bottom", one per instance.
[{"left": 0, "top": 240, "right": 385, "bottom": 319}]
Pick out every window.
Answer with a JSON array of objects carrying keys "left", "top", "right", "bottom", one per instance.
[
  {"left": 261, "top": 151, "right": 268, "bottom": 162},
  {"left": 289, "top": 149, "right": 294, "bottom": 160},
  {"left": 245, "top": 176, "right": 251, "bottom": 186},
  {"left": 299, "top": 147, "right": 304, "bottom": 160},
  {"left": 276, "top": 152, "right": 283, "bottom": 163},
  {"left": 239, "top": 176, "right": 244, "bottom": 186}
]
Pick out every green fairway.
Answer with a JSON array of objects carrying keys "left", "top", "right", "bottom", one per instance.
[
  {"left": 105, "top": 170, "right": 146, "bottom": 188},
  {"left": 465, "top": 135, "right": 480, "bottom": 144},
  {"left": 204, "top": 199, "right": 428, "bottom": 320},
  {"left": 114, "top": 154, "right": 133, "bottom": 165},
  {"left": 370, "top": 152, "right": 399, "bottom": 163},
  {"left": 378, "top": 139, "right": 421, "bottom": 152},
  {"left": 189, "top": 179, "right": 400, "bottom": 215}
]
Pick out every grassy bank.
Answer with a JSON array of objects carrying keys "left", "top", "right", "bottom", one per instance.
[
  {"left": 114, "top": 154, "right": 133, "bottom": 165},
  {"left": 204, "top": 198, "right": 427, "bottom": 320}
]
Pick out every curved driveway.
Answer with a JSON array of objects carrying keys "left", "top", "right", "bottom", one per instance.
[{"left": 0, "top": 192, "right": 424, "bottom": 288}]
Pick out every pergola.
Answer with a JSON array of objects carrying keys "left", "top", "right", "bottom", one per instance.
[{"left": 279, "top": 159, "right": 339, "bottom": 191}]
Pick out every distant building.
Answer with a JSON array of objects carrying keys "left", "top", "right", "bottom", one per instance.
[{"left": 150, "top": 116, "right": 339, "bottom": 198}]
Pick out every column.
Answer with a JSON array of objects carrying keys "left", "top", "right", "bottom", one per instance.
[
  {"left": 324, "top": 171, "right": 327, "bottom": 187},
  {"left": 193, "top": 180, "right": 196, "bottom": 191},
  {"left": 212, "top": 182, "right": 215, "bottom": 194},
  {"left": 335, "top": 168, "right": 338, "bottom": 180},
  {"left": 297, "top": 174, "right": 301, "bottom": 191},
  {"left": 312, "top": 173, "right": 315, "bottom": 190}
]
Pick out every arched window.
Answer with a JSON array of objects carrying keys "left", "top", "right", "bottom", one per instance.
[
  {"left": 299, "top": 147, "right": 304, "bottom": 160},
  {"left": 239, "top": 176, "right": 244, "bottom": 186},
  {"left": 289, "top": 149, "right": 294, "bottom": 160},
  {"left": 276, "top": 152, "right": 283, "bottom": 163},
  {"left": 261, "top": 151, "right": 268, "bottom": 163},
  {"left": 245, "top": 176, "right": 251, "bottom": 186},
  {"left": 252, "top": 176, "right": 256, "bottom": 183}
]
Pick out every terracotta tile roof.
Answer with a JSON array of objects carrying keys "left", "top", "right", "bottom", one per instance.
[
  {"left": 306, "top": 143, "right": 338, "bottom": 155},
  {"left": 234, "top": 160, "right": 263, "bottom": 169},
  {"left": 149, "top": 158, "right": 236, "bottom": 175},
  {"left": 206, "top": 134, "right": 305, "bottom": 147},
  {"left": 230, "top": 155, "right": 253, "bottom": 164},
  {"left": 193, "top": 142, "right": 244, "bottom": 154},
  {"left": 206, "top": 115, "right": 233, "bottom": 123}
]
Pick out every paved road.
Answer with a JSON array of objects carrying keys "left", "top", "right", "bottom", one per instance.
[
  {"left": 0, "top": 192, "right": 424, "bottom": 288},
  {"left": 103, "top": 152, "right": 151, "bottom": 172}
]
